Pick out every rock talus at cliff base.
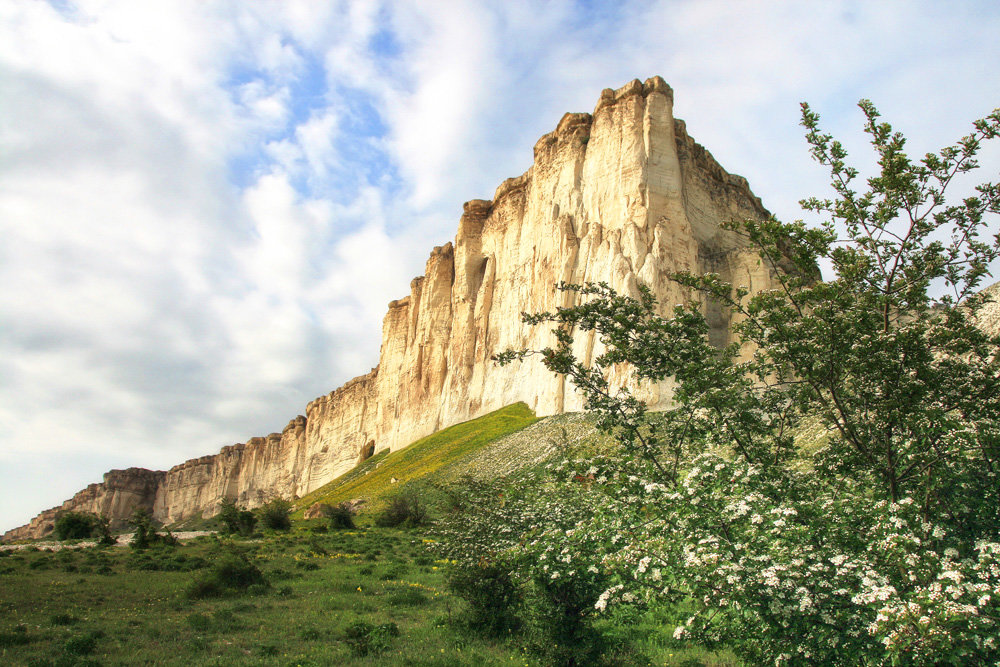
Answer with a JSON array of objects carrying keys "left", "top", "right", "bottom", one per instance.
[{"left": 4, "top": 77, "right": 790, "bottom": 541}]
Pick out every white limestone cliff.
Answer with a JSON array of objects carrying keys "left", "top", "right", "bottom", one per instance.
[{"left": 4, "top": 77, "right": 783, "bottom": 540}]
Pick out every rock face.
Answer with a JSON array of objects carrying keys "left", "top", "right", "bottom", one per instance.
[
  {"left": 4, "top": 77, "right": 781, "bottom": 541},
  {"left": 3, "top": 468, "right": 164, "bottom": 541}
]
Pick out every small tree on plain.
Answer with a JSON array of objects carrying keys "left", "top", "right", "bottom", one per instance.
[
  {"left": 321, "top": 502, "right": 356, "bottom": 530},
  {"left": 129, "top": 508, "right": 176, "bottom": 549},
  {"left": 54, "top": 512, "right": 98, "bottom": 540},
  {"left": 217, "top": 498, "right": 257, "bottom": 536},
  {"left": 375, "top": 490, "right": 427, "bottom": 528},
  {"left": 257, "top": 498, "right": 292, "bottom": 531}
]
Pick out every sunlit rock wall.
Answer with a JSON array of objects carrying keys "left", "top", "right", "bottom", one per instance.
[{"left": 4, "top": 77, "right": 780, "bottom": 540}]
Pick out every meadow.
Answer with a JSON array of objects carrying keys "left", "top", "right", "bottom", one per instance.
[
  {"left": 0, "top": 524, "right": 738, "bottom": 666},
  {"left": 0, "top": 404, "right": 736, "bottom": 666},
  {"left": 1, "top": 525, "right": 525, "bottom": 666}
]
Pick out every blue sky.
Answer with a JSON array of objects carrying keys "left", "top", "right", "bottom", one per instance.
[{"left": 1, "top": 0, "right": 999, "bottom": 533}]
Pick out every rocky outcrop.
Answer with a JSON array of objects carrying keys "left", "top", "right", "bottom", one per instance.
[
  {"left": 972, "top": 282, "right": 1000, "bottom": 337},
  {"left": 4, "top": 77, "right": 782, "bottom": 541},
  {"left": 3, "top": 468, "right": 163, "bottom": 541}
]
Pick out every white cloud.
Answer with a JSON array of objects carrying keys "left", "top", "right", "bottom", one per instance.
[{"left": 382, "top": 2, "right": 501, "bottom": 208}]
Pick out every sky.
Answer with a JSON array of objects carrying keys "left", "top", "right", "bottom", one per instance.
[{"left": 2, "top": 0, "right": 999, "bottom": 534}]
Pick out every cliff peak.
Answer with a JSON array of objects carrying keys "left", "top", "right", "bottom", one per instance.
[{"left": 4, "top": 78, "right": 781, "bottom": 541}]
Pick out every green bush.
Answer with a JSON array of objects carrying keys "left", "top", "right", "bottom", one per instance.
[
  {"left": 129, "top": 509, "right": 177, "bottom": 549},
  {"left": 522, "top": 573, "right": 610, "bottom": 667},
  {"left": 342, "top": 620, "right": 399, "bottom": 657},
  {"left": 217, "top": 498, "right": 257, "bottom": 536},
  {"left": 446, "top": 561, "right": 521, "bottom": 636},
  {"left": 63, "top": 630, "right": 101, "bottom": 656},
  {"left": 0, "top": 630, "right": 32, "bottom": 648},
  {"left": 54, "top": 512, "right": 106, "bottom": 541},
  {"left": 435, "top": 468, "right": 616, "bottom": 664},
  {"left": 187, "top": 550, "right": 268, "bottom": 599},
  {"left": 375, "top": 491, "right": 427, "bottom": 528},
  {"left": 89, "top": 513, "right": 115, "bottom": 546},
  {"left": 28, "top": 557, "right": 50, "bottom": 570},
  {"left": 322, "top": 502, "right": 356, "bottom": 529},
  {"left": 49, "top": 613, "right": 79, "bottom": 626},
  {"left": 258, "top": 499, "right": 292, "bottom": 531},
  {"left": 492, "top": 101, "right": 1000, "bottom": 665},
  {"left": 295, "top": 560, "right": 320, "bottom": 571}
]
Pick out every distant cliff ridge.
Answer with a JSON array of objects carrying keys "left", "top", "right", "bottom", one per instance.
[{"left": 4, "top": 76, "right": 784, "bottom": 541}]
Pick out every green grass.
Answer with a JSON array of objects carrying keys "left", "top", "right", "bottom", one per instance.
[
  {"left": 292, "top": 403, "right": 540, "bottom": 518},
  {"left": 0, "top": 530, "right": 551, "bottom": 666},
  {"left": 0, "top": 403, "right": 743, "bottom": 666},
  {"left": 0, "top": 527, "right": 737, "bottom": 666}
]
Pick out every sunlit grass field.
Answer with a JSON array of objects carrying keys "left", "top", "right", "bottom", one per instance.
[
  {"left": 292, "top": 403, "right": 540, "bottom": 518},
  {"left": 0, "top": 527, "right": 546, "bottom": 666},
  {"left": 0, "top": 524, "right": 739, "bottom": 666},
  {"left": 0, "top": 403, "right": 751, "bottom": 666}
]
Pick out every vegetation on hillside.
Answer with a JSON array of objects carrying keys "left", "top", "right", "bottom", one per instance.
[
  {"left": 292, "top": 402, "right": 540, "bottom": 517},
  {"left": 0, "top": 405, "right": 727, "bottom": 666},
  {"left": 455, "top": 100, "right": 1000, "bottom": 665},
  {"left": 53, "top": 512, "right": 113, "bottom": 545}
]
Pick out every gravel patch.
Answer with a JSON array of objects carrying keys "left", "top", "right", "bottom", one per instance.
[{"left": 0, "top": 530, "right": 216, "bottom": 551}]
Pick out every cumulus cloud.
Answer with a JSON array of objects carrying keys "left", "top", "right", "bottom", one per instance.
[{"left": 2, "top": 0, "right": 999, "bottom": 532}]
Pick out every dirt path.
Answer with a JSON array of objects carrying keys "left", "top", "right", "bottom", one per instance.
[{"left": 0, "top": 531, "right": 216, "bottom": 551}]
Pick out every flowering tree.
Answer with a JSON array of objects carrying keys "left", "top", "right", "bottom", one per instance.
[{"left": 491, "top": 101, "right": 1000, "bottom": 665}]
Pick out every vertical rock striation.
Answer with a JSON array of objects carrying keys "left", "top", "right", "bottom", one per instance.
[{"left": 4, "top": 77, "right": 781, "bottom": 540}]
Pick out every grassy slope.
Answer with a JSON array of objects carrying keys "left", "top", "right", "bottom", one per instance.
[
  {"left": 292, "top": 402, "right": 540, "bottom": 518},
  {"left": 0, "top": 405, "right": 745, "bottom": 666}
]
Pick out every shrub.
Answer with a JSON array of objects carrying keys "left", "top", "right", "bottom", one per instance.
[
  {"left": 446, "top": 561, "right": 521, "bottom": 636},
  {"left": 322, "top": 502, "right": 356, "bottom": 530},
  {"left": 342, "top": 620, "right": 399, "bottom": 657},
  {"left": 54, "top": 512, "right": 101, "bottom": 540},
  {"left": 92, "top": 514, "right": 115, "bottom": 546},
  {"left": 63, "top": 630, "right": 101, "bottom": 656},
  {"left": 493, "top": 101, "right": 1000, "bottom": 664},
  {"left": 375, "top": 491, "right": 427, "bottom": 528},
  {"left": 187, "top": 550, "right": 268, "bottom": 599},
  {"left": 307, "top": 537, "right": 327, "bottom": 555},
  {"left": 129, "top": 509, "right": 177, "bottom": 549},
  {"left": 217, "top": 498, "right": 257, "bottom": 536},
  {"left": 0, "top": 630, "right": 31, "bottom": 648},
  {"left": 49, "top": 613, "right": 79, "bottom": 626},
  {"left": 522, "top": 571, "right": 610, "bottom": 666},
  {"left": 435, "top": 467, "right": 617, "bottom": 663},
  {"left": 257, "top": 498, "right": 292, "bottom": 531}
]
